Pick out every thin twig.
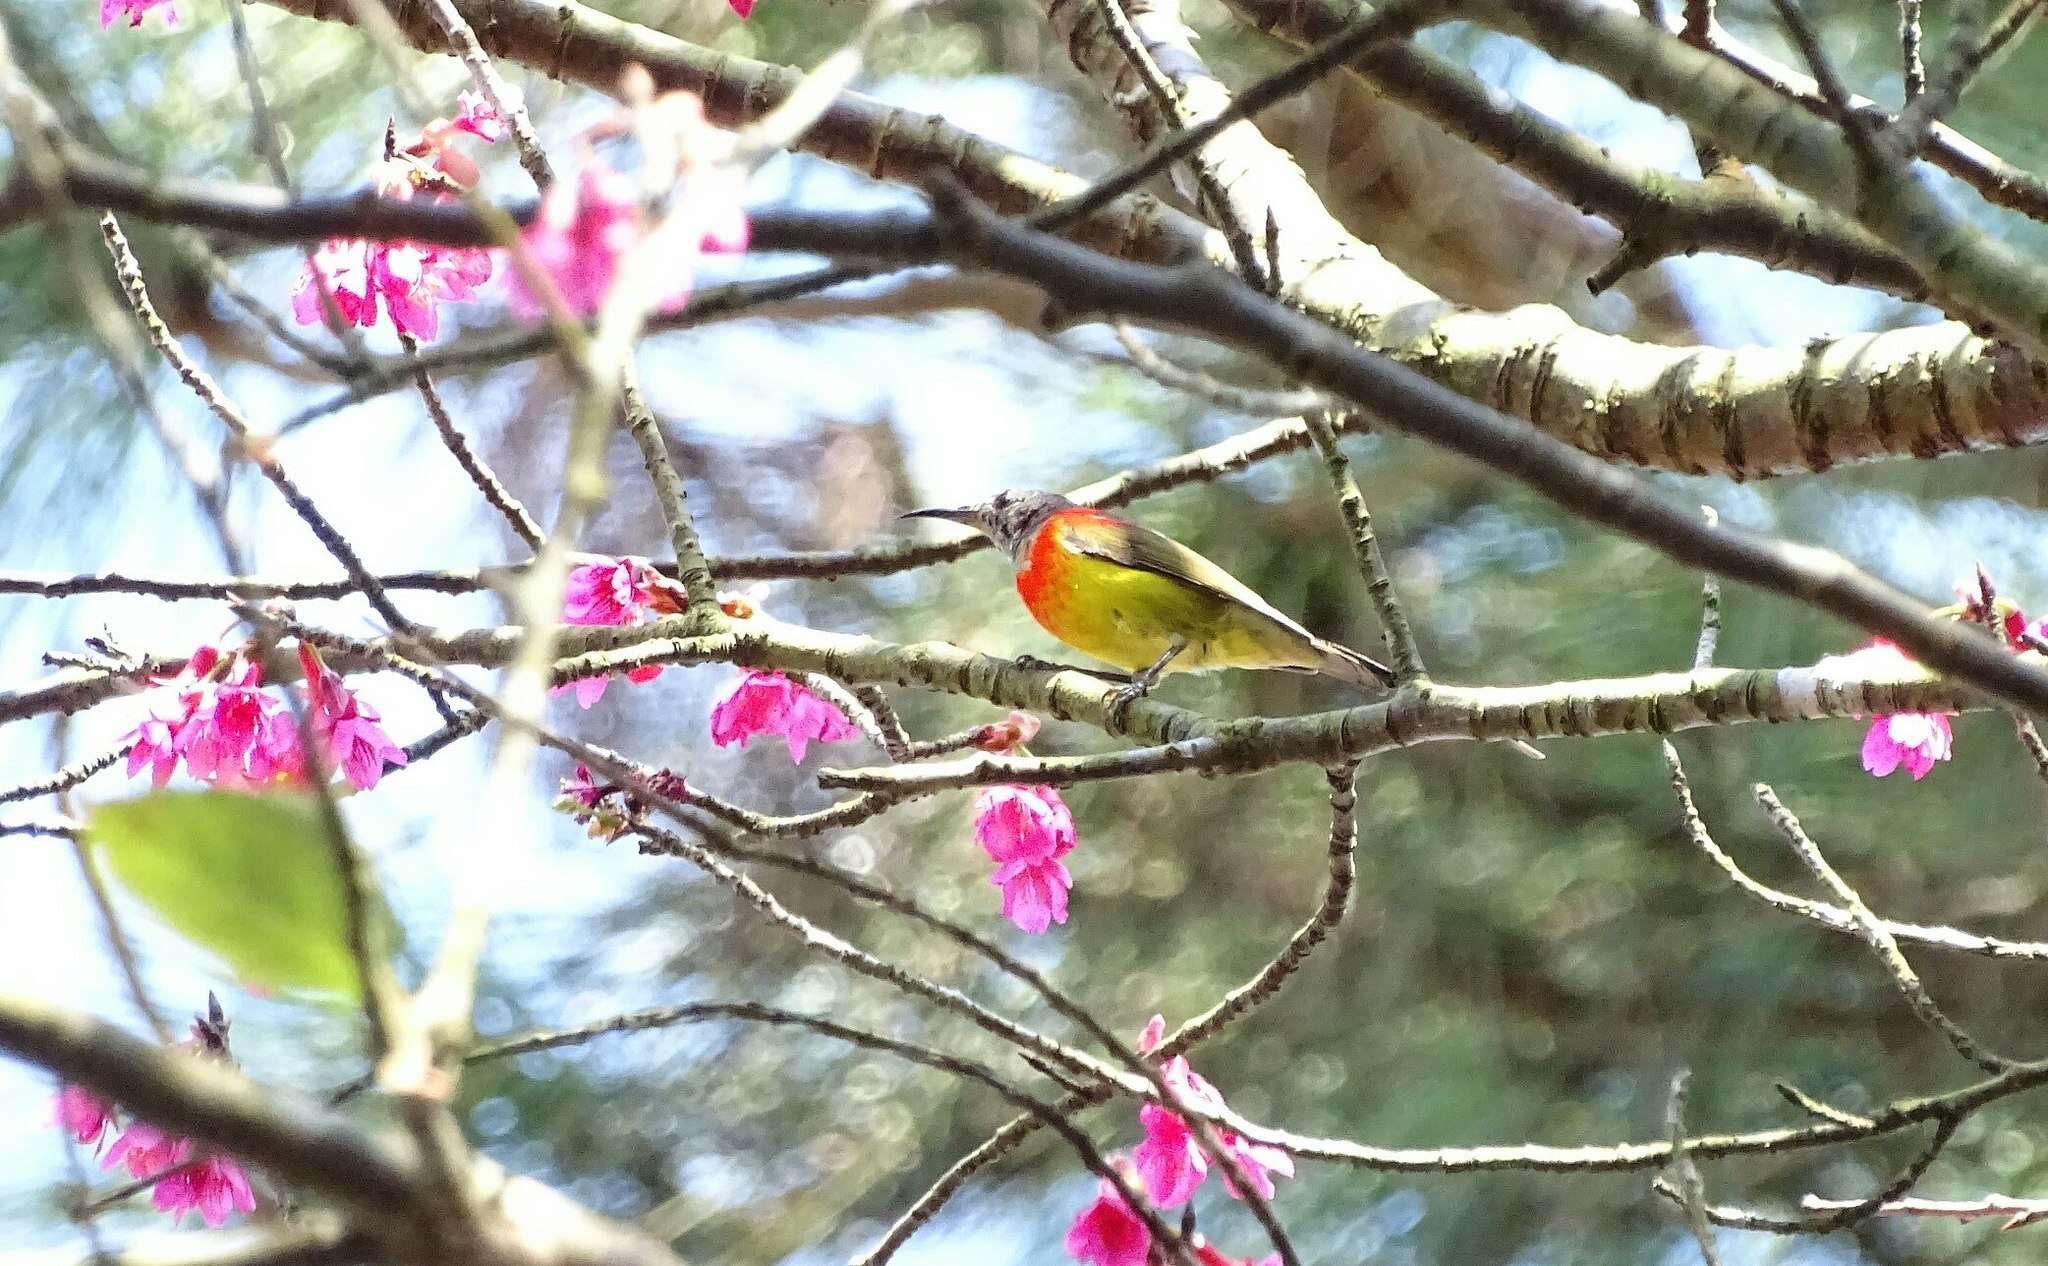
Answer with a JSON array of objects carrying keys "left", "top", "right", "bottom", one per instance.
[
  {"left": 1900, "top": 0, "right": 1926, "bottom": 100},
  {"left": 1887, "top": 0, "right": 2041, "bottom": 156},
  {"left": 1662, "top": 1069, "right": 1723, "bottom": 1266},
  {"left": 1175, "top": 761, "right": 1361, "bottom": 1047},
  {"left": 400, "top": 331, "right": 544, "bottom": 550},
  {"left": 1656, "top": 1114, "right": 1959, "bottom": 1232},
  {"left": 464, "top": 999, "right": 1195, "bottom": 1265},
  {"left": 1108, "top": 324, "right": 1338, "bottom": 417},
  {"left": 1301, "top": 411, "right": 1423, "bottom": 682},
  {"left": 851, "top": 685, "right": 913, "bottom": 761},
  {"left": 98, "top": 213, "right": 421, "bottom": 637},
  {"left": 415, "top": 0, "right": 553, "bottom": 188},
  {"left": 1090, "top": 0, "right": 1268, "bottom": 288},
  {"left": 1662, "top": 741, "right": 2048, "bottom": 962},
  {"left": 619, "top": 377, "right": 718, "bottom": 611},
  {"left": 1, "top": 746, "right": 126, "bottom": 806},
  {"left": 1693, "top": 507, "right": 1722, "bottom": 670},
  {"left": 1756, "top": 782, "right": 2015, "bottom": 1074},
  {"left": 1799, "top": 1191, "right": 2048, "bottom": 1228},
  {"left": 1774, "top": 1081, "right": 1875, "bottom": 1128}
]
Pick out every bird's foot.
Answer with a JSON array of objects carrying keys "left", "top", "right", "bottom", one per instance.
[
  {"left": 1105, "top": 678, "right": 1154, "bottom": 729},
  {"left": 1012, "top": 653, "right": 1130, "bottom": 681},
  {"left": 1105, "top": 638, "right": 1185, "bottom": 729}
]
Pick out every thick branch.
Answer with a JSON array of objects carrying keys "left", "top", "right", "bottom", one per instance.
[
  {"left": 1219, "top": 0, "right": 1930, "bottom": 300},
  {"left": 1464, "top": 0, "right": 2048, "bottom": 357},
  {"left": 29, "top": 133, "right": 2048, "bottom": 478},
  {"left": 0, "top": 999, "right": 682, "bottom": 1266}
]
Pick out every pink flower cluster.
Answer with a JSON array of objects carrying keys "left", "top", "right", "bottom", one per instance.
[
  {"left": 51, "top": 1003, "right": 256, "bottom": 1228},
  {"left": 958, "top": 711, "right": 1080, "bottom": 935},
  {"left": 507, "top": 93, "right": 747, "bottom": 319},
  {"left": 552, "top": 556, "right": 683, "bottom": 708},
  {"left": 1066, "top": 1018, "right": 1293, "bottom": 1266},
  {"left": 100, "top": 0, "right": 177, "bottom": 29},
  {"left": 709, "top": 671, "right": 859, "bottom": 761},
  {"left": 299, "top": 644, "right": 409, "bottom": 791},
  {"left": 291, "top": 93, "right": 504, "bottom": 342},
  {"left": 974, "top": 784, "right": 1075, "bottom": 935},
  {"left": 121, "top": 643, "right": 405, "bottom": 792}
]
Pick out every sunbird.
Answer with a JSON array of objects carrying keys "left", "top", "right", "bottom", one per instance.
[{"left": 903, "top": 490, "right": 1397, "bottom": 701}]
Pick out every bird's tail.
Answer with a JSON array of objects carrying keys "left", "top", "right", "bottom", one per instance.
[{"left": 1312, "top": 638, "right": 1397, "bottom": 691}]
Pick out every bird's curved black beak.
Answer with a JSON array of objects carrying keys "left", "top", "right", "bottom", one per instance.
[{"left": 900, "top": 506, "right": 980, "bottom": 526}]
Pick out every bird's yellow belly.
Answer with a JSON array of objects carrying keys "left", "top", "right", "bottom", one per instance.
[{"left": 1019, "top": 551, "right": 1312, "bottom": 673}]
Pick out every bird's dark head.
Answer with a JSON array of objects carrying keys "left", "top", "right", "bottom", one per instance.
[{"left": 901, "top": 489, "right": 1074, "bottom": 562}]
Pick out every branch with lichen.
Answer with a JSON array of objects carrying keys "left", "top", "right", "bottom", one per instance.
[
  {"left": 4, "top": 143, "right": 2034, "bottom": 484},
  {"left": 0, "top": 1, "right": 2022, "bottom": 475},
  {"left": 1457, "top": 0, "right": 2048, "bottom": 358},
  {"left": 1217, "top": 0, "right": 1928, "bottom": 298}
]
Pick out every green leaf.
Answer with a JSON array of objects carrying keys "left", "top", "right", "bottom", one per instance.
[{"left": 87, "top": 790, "right": 364, "bottom": 1002}]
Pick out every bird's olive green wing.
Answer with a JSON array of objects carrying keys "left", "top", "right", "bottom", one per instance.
[{"left": 1052, "top": 516, "right": 1316, "bottom": 640}]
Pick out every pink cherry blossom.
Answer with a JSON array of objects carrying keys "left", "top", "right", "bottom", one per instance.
[
  {"left": 507, "top": 161, "right": 643, "bottom": 318},
  {"left": 1065, "top": 1174, "right": 1150, "bottom": 1266},
  {"left": 290, "top": 239, "right": 376, "bottom": 328},
  {"left": 124, "top": 649, "right": 296, "bottom": 787},
  {"left": 550, "top": 558, "right": 678, "bottom": 707},
  {"left": 554, "top": 673, "right": 612, "bottom": 709},
  {"left": 974, "top": 784, "right": 1075, "bottom": 862},
  {"left": 1127, "top": 1020, "right": 1292, "bottom": 1209},
  {"left": 290, "top": 105, "right": 496, "bottom": 342},
  {"left": 971, "top": 709, "right": 1043, "bottom": 753},
  {"left": 374, "top": 241, "right": 494, "bottom": 340},
  {"left": 409, "top": 90, "right": 509, "bottom": 185},
  {"left": 1862, "top": 712, "right": 1954, "bottom": 780},
  {"left": 121, "top": 649, "right": 216, "bottom": 785},
  {"left": 297, "top": 645, "right": 408, "bottom": 790},
  {"left": 125, "top": 694, "right": 192, "bottom": 787},
  {"left": 728, "top": 0, "right": 756, "bottom": 15},
  {"left": 104, "top": 1122, "right": 193, "bottom": 1179},
  {"left": 293, "top": 238, "right": 494, "bottom": 341},
  {"left": 507, "top": 101, "right": 747, "bottom": 319},
  {"left": 1134, "top": 1102, "right": 1205, "bottom": 1207},
  {"left": 562, "top": 557, "right": 674, "bottom": 625},
  {"left": 1217, "top": 1132, "right": 1295, "bottom": 1201},
  {"left": 152, "top": 1153, "right": 256, "bottom": 1227},
  {"left": 55, "top": 1085, "right": 116, "bottom": 1150},
  {"left": 993, "top": 855, "right": 1072, "bottom": 934},
  {"left": 1132, "top": 1052, "right": 1226, "bottom": 1206},
  {"left": 179, "top": 657, "right": 273, "bottom": 782},
  {"left": 709, "top": 671, "right": 859, "bottom": 762},
  {"left": 243, "top": 705, "right": 306, "bottom": 785},
  {"left": 450, "top": 89, "right": 507, "bottom": 142},
  {"left": 101, "top": 0, "right": 178, "bottom": 29},
  {"left": 974, "top": 785, "right": 1077, "bottom": 933},
  {"left": 558, "top": 764, "right": 610, "bottom": 809},
  {"left": 321, "top": 710, "right": 409, "bottom": 790}
]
